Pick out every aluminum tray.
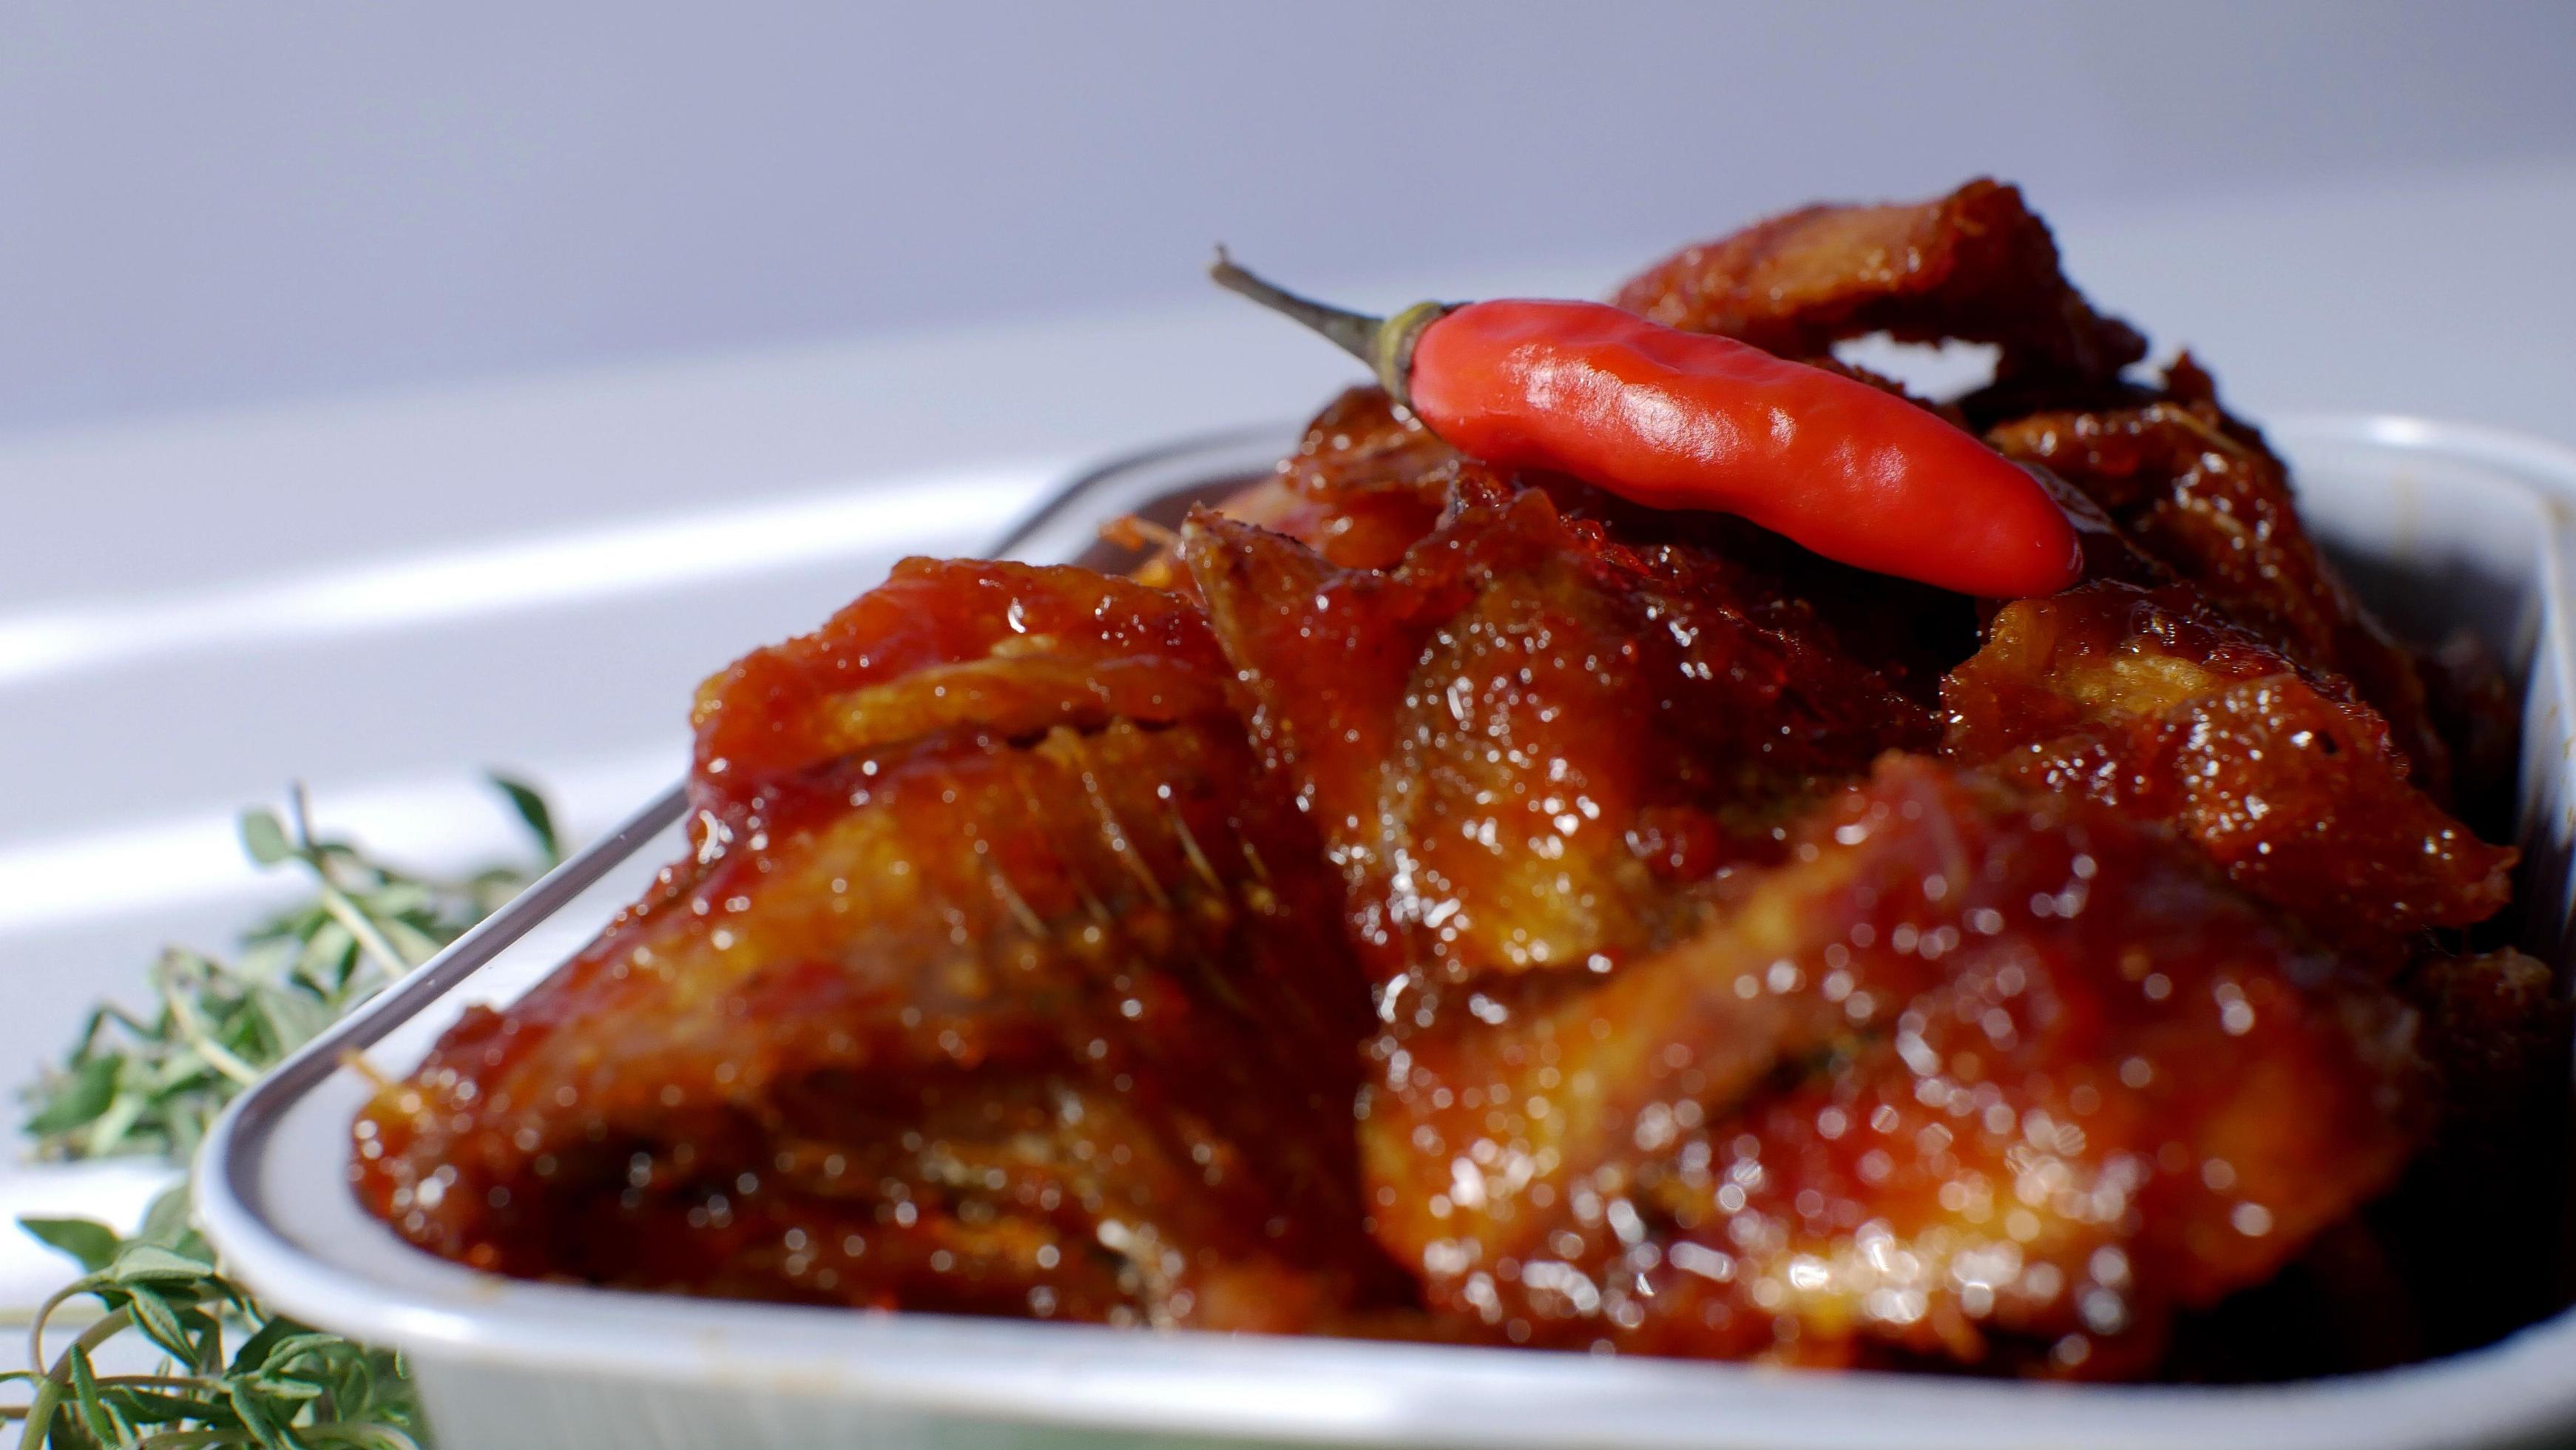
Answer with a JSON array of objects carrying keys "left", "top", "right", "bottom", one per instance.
[{"left": 202, "top": 417, "right": 2576, "bottom": 1450}]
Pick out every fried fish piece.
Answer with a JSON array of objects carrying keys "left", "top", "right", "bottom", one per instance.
[
  {"left": 1941, "top": 581, "right": 2512, "bottom": 939},
  {"left": 354, "top": 559, "right": 1403, "bottom": 1329},
  {"left": 1365, "top": 758, "right": 2424, "bottom": 1374},
  {"left": 1183, "top": 491, "right": 1935, "bottom": 985},
  {"left": 1613, "top": 178, "right": 2146, "bottom": 388},
  {"left": 1986, "top": 357, "right": 2452, "bottom": 792}
]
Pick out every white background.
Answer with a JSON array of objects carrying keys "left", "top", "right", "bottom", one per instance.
[{"left": 4, "top": 1, "right": 2573, "bottom": 433}]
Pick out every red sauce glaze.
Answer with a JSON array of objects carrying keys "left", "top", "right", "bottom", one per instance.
[
  {"left": 1944, "top": 582, "right": 2512, "bottom": 940},
  {"left": 1357, "top": 758, "right": 2423, "bottom": 1374},
  {"left": 689, "top": 556, "right": 1234, "bottom": 786},
  {"left": 1987, "top": 367, "right": 2455, "bottom": 798},
  {"left": 354, "top": 180, "right": 2541, "bottom": 1381},
  {"left": 1216, "top": 385, "right": 1980, "bottom": 712},
  {"left": 1183, "top": 488, "right": 1937, "bottom": 987},
  {"left": 354, "top": 561, "right": 1409, "bottom": 1329}
]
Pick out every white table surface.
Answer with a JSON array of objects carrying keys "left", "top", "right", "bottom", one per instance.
[{"left": 0, "top": 160, "right": 2570, "bottom": 1285}]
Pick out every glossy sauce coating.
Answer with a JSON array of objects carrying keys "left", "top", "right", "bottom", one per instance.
[
  {"left": 355, "top": 560, "right": 1406, "bottom": 1327},
  {"left": 1356, "top": 759, "right": 2421, "bottom": 1373},
  {"left": 355, "top": 179, "right": 2543, "bottom": 1380},
  {"left": 1944, "top": 581, "right": 2512, "bottom": 940},
  {"left": 1986, "top": 361, "right": 2453, "bottom": 796},
  {"left": 1217, "top": 385, "right": 1980, "bottom": 707},
  {"left": 1186, "top": 495, "right": 2430, "bottom": 1373},
  {"left": 1185, "top": 489, "right": 1936, "bottom": 985}
]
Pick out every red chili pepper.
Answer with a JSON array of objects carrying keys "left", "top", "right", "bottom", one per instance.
[{"left": 1211, "top": 252, "right": 2081, "bottom": 598}]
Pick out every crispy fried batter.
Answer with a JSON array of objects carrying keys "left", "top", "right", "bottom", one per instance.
[
  {"left": 1613, "top": 178, "right": 2146, "bottom": 387},
  {"left": 354, "top": 560, "right": 1404, "bottom": 1329},
  {"left": 1941, "top": 581, "right": 2512, "bottom": 940}
]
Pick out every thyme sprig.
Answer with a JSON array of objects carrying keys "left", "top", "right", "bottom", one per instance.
[
  {"left": 23, "top": 779, "right": 560, "bottom": 1164},
  {"left": 7, "top": 775, "right": 564, "bottom": 1449},
  {"left": 4, "top": 1199, "right": 418, "bottom": 1450}
]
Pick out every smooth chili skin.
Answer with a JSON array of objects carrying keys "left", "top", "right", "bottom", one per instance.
[
  {"left": 1206, "top": 252, "right": 2085, "bottom": 598},
  {"left": 1406, "top": 298, "right": 2084, "bottom": 598}
]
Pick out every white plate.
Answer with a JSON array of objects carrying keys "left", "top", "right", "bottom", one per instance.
[{"left": 202, "top": 418, "right": 2576, "bottom": 1449}]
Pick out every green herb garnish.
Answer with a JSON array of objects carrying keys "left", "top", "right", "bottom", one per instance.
[{"left": 6, "top": 775, "right": 562, "bottom": 1448}]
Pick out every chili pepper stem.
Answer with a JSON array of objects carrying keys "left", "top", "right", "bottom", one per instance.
[{"left": 1208, "top": 248, "right": 1450, "bottom": 408}]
